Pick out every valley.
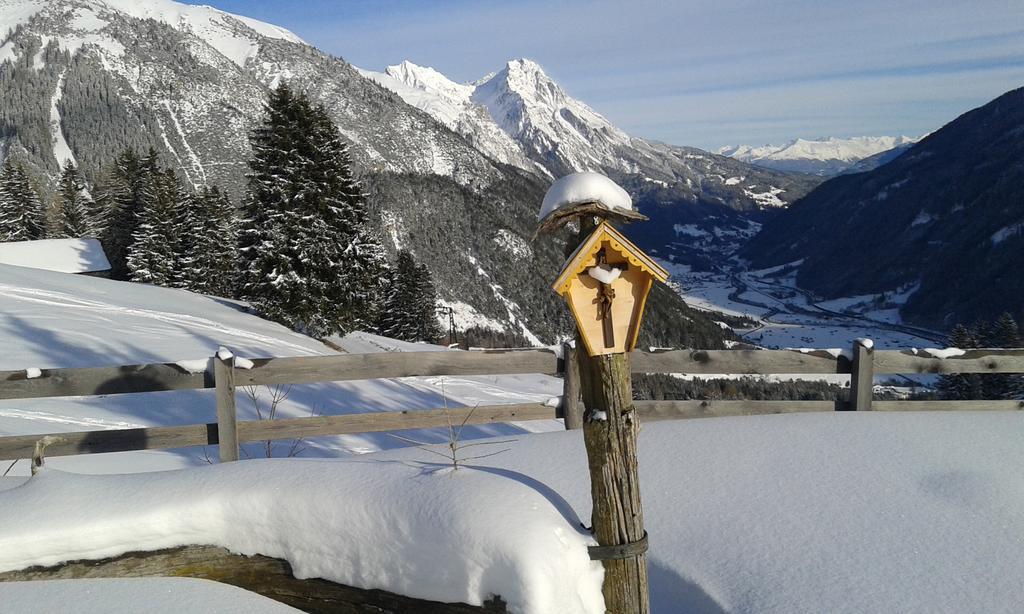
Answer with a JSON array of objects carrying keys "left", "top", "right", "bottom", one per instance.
[{"left": 668, "top": 260, "right": 946, "bottom": 350}]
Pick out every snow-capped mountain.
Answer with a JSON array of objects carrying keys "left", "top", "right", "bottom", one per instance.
[
  {"left": 719, "top": 136, "right": 921, "bottom": 176},
  {"left": 361, "top": 58, "right": 820, "bottom": 213},
  {"left": 0, "top": 0, "right": 736, "bottom": 348}
]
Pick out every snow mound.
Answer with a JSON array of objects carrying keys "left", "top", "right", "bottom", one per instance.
[
  {"left": 0, "top": 459, "right": 603, "bottom": 614},
  {"left": 0, "top": 578, "right": 303, "bottom": 613},
  {"left": 0, "top": 238, "right": 110, "bottom": 274},
  {"left": 538, "top": 172, "right": 633, "bottom": 221}
]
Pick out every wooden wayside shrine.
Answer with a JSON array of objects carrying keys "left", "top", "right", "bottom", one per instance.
[{"left": 552, "top": 221, "right": 668, "bottom": 357}]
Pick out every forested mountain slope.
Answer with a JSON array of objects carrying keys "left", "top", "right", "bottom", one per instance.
[{"left": 741, "top": 87, "right": 1024, "bottom": 329}]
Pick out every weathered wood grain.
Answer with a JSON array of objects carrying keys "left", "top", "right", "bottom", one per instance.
[
  {"left": 0, "top": 404, "right": 556, "bottom": 461},
  {"left": 873, "top": 349, "right": 1024, "bottom": 374},
  {"left": 0, "top": 424, "right": 217, "bottom": 461},
  {"left": 579, "top": 349, "right": 650, "bottom": 613},
  {"left": 237, "top": 404, "right": 555, "bottom": 442},
  {"left": 872, "top": 400, "right": 1024, "bottom": 411},
  {"left": 634, "top": 400, "right": 841, "bottom": 420},
  {"left": 630, "top": 348, "right": 851, "bottom": 375},
  {"left": 215, "top": 352, "right": 239, "bottom": 462},
  {"left": 235, "top": 350, "right": 560, "bottom": 387},
  {"left": 849, "top": 340, "right": 874, "bottom": 411},
  {"left": 0, "top": 363, "right": 209, "bottom": 400},
  {"left": 560, "top": 342, "right": 583, "bottom": 430},
  {"left": 0, "top": 545, "right": 507, "bottom": 614}
]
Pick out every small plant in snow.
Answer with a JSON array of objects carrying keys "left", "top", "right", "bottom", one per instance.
[
  {"left": 389, "top": 378, "right": 516, "bottom": 470},
  {"left": 242, "top": 384, "right": 320, "bottom": 458}
]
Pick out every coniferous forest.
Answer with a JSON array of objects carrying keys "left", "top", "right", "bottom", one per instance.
[{"left": 0, "top": 84, "right": 443, "bottom": 344}]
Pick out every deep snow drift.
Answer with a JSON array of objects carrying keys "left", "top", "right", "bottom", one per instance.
[{"left": 3, "top": 412, "right": 1022, "bottom": 613}]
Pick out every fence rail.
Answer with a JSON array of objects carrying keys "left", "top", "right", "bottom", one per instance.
[{"left": 2, "top": 342, "right": 1022, "bottom": 463}]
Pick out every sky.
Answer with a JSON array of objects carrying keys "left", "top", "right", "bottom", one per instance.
[{"left": 203, "top": 0, "right": 1024, "bottom": 151}]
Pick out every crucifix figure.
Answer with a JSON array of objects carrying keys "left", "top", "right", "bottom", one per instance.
[{"left": 589, "top": 248, "right": 623, "bottom": 349}]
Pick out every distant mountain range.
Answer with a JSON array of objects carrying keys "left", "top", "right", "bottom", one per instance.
[
  {"left": 719, "top": 136, "right": 921, "bottom": 176},
  {"left": 360, "top": 59, "right": 818, "bottom": 210},
  {"left": 741, "top": 87, "right": 1024, "bottom": 329}
]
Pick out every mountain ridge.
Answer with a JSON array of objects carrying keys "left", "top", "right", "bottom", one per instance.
[
  {"left": 719, "top": 135, "right": 921, "bottom": 176},
  {"left": 740, "top": 86, "right": 1024, "bottom": 329}
]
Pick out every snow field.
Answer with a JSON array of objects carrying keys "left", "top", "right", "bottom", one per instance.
[
  {"left": 0, "top": 578, "right": 303, "bottom": 613},
  {"left": 3, "top": 412, "right": 1023, "bottom": 613}
]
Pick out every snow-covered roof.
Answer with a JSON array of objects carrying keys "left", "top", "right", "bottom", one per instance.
[
  {"left": 538, "top": 172, "right": 633, "bottom": 221},
  {"left": 0, "top": 238, "right": 110, "bottom": 273}
]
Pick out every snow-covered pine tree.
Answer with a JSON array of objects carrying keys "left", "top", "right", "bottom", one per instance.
[
  {"left": 239, "top": 84, "right": 387, "bottom": 336},
  {"left": 377, "top": 251, "right": 442, "bottom": 342},
  {"left": 0, "top": 157, "right": 47, "bottom": 241},
  {"left": 53, "top": 161, "right": 96, "bottom": 238},
  {"left": 378, "top": 250, "right": 420, "bottom": 341},
  {"left": 412, "top": 257, "right": 442, "bottom": 342},
  {"left": 98, "top": 149, "right": 147, "bottom": 280},
  {"left": 936, "top": 324, "right": 983, "bottom": 400},
  {"left": 127, "top": 163, "right": 184, "bottom": 286},
  {"left": 177, "top": 186, "right": 238, "bottom": 296}
]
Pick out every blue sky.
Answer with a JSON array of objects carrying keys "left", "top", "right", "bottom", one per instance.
[{"left": 204, "top": 0, "right": 1023, "bottom": 151}]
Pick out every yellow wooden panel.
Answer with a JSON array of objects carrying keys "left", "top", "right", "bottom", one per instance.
[{"left": 566, "top": 242, "right": 649, "bottom": 356}]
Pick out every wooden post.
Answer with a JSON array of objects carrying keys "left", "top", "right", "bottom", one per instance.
[
  {"left": 215, "top": 349, "right": 239, "bottom": 461},
  {"left": 567, "top": 217, "right": 649, "bottom": 613},
  {"left": 579, "top": 346, "right": 649, "bottom": 613},
  {"left": 561, "top": 341, "right": 583, "bottom": 430},
  {"left": 849, "top": 339, "right": 874, "bottom": 411}
]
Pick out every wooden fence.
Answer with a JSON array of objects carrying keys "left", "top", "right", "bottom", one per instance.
[{"left": 2, "top": 340, "right": 1023, "bottom": 463}]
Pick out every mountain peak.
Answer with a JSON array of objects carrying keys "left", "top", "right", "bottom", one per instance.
[
  {"left": 0, "top": 0, "right": 305, "bottom": 69},
  {"left": 385, "top": 60, "right": 472, "bottom": 101}
]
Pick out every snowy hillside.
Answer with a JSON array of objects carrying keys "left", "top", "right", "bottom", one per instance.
[
  {"left": 719, "top": 136, "right": 921, "bottom": 176},
  {"left": 0, "top": 264, "right": 563, "bottom": 475}
]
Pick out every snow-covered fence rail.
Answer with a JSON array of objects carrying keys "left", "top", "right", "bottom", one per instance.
[{"left": 1, "top": 344, "right": 1023, "bottom": 462}]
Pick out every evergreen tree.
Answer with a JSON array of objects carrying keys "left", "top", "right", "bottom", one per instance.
[
  {"left": 0, "top": 157, "right": 46, "bottom": 241},
  {"left": 127, "top": 164, "right": 183, "bottom": 286},
  {"left": 176, "top": 185, "right": 238, "bottom": 296},
  {"left": 377, "top": 250, "right": 442, "bottom": 342},
  {"left": 989, "top": 312, "right": 1022, "bottom": 399},
  {"left": 53, "top": 160, "right": 96, "bottom": 237},
  {"left": 936, "top": 324, "right": 983, "bottom": 400},
  {"left": 98, "top": 149, "right": 147, "bottom": 280},
  {"left": 238, "top": 84, "right": 386, "bottom": 337}
]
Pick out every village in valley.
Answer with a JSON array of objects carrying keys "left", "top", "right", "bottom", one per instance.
[{"left": 1, "top": 1, "right": 1023, "bottom": 613}]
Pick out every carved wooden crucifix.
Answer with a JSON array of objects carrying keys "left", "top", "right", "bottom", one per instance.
[{"left": 591, "top": 248, "right": 621, "bottom": 349}]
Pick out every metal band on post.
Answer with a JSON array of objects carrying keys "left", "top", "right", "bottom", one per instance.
[{"left": 588, "top": 531, "right": 649, "bottom": 561}]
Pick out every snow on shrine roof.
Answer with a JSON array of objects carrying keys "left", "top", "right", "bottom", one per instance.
[
  {"left": 552, "top": 221, "right": 668, "bottom": 295},
  {"left": 538, "top": 172, "right": 633, "bottom": 221},
  {"left": 0, "top": 238, "right": 110, "bottom": 273}
]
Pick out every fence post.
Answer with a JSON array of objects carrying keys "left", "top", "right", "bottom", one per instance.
[
  {"left": 560, "top": 341, "right": 583, "bottom": 430},
  {"left": 214, "top": 348, "right": 239, "bottom": 461},
  {"left": 848, "top": 338, "right": 874, "bottom": 411}
]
